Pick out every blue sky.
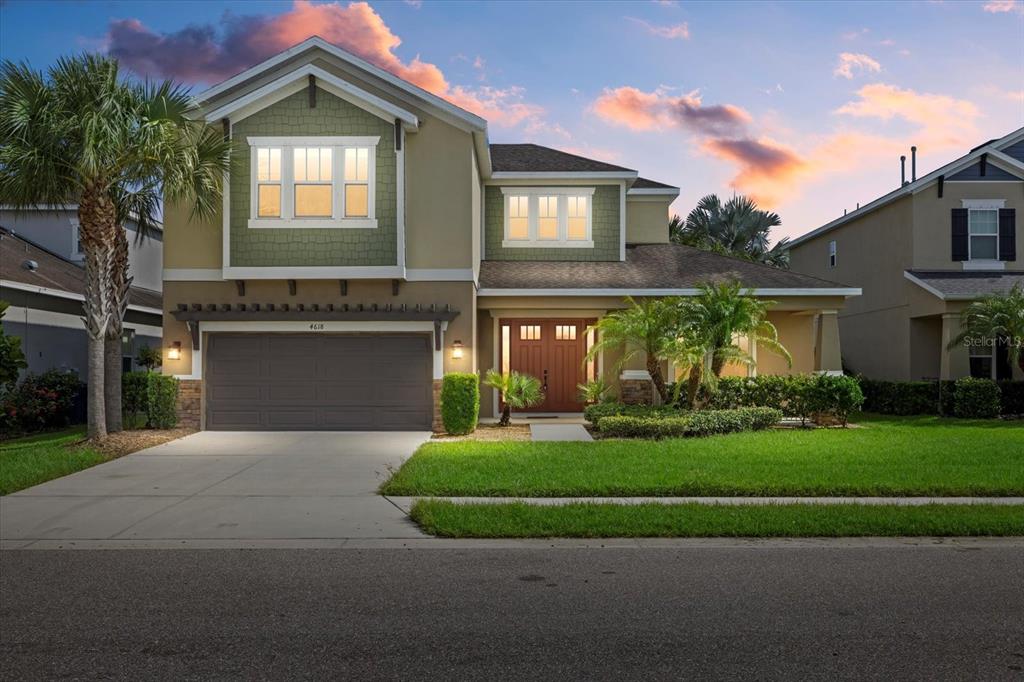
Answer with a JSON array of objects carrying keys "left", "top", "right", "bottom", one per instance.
[{"left": 2, "top": 0, "right": 1022, "bottom": 239}]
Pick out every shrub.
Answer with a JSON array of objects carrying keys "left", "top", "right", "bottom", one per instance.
[
  {"left": 146, "top": 374, "right": 178, "bottom": 429},
  {"left": 998, "top": 381, "right": 1024, "bottom": 416},
  {"left": 805, "top": 375, "right": 864, "bottom": 425},
  {"left": 136, "top": 345, "right": 162, "bottom": 370},
  {"left": 597, "top": 415, "right": 691, "bottom": 439},
  {"left": 577, "top": 377, "right": 612, "bottom": 405},
  {"left": 686, "top": 407, "right": 782, "bottom": 436},
  {"left": 597, "top": 407, "right": 781, "bottom": 439},
  {"left": 953, "top": 377, "right": 1001, "bottom": 419},
  {"left": 1, "top": 369, "right": 84, "bottom": 434},
  {"left": 858, "top": 379, "right": 940, "bottom": 416},
  {"left": 122, "top": 371, "right": 151, "bottom": 429},
  {"left": 441, "top": 372, "right": 479, "bottom": 435},
  {"left": 583, "top": 402, "right": 683, "bottom": 426}
]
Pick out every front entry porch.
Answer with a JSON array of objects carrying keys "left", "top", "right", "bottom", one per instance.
[{"left": 499, "top": 317, "right": 597, "bottom": 413}]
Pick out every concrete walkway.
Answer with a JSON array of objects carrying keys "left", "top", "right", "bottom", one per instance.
[
  {"left": 529, "top": 424, "right": 593, "bottom": 441},
  {"left": 387, "top": 496, "right": 1024, "bottom": 512},
  {"left": 1, "top": 431, "right": 430, "bottom": 548}
]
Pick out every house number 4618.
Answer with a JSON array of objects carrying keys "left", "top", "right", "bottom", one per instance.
[{"left": 308, "top": 323, "right": 326, "bottom": 331}]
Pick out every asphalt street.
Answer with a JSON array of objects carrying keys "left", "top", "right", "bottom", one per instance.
[{"left": 2, "top": 543, "right": 1022, "bottom": 680}]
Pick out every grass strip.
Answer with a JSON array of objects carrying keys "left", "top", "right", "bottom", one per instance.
[
  {"left": 410, "top": 500, "right": 1024, "bottom": 538},
  {"left": 383, "top": 416, "right": 1024, "bottom": 498},
  {"left": 0, "top": 428, "right": 103, "bottom": 495}
]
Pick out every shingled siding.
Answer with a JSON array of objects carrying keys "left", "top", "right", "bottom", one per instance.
[
  {"left": 230, "top": 88, "right": 397, "bottom": 267},
  {"left": 484, "top": 185, "right": 621, "bottom": 261}
]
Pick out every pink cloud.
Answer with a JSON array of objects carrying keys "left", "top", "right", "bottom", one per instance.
[
  {"left": 983, "top": 0, "right": 1021, "bottom": 12},
  {"left": 593, "top": 86, "right": 750, "bottom": 135},
  {"left": 627, "top": 18, "right": 690, "bottom": 40},
  {"left": 833, "top": 52, "right": 882, "bottom": 79},
  {"left": 835, "top": 83, "right": 980, "bottom": 149},
  {"left": 106, "top": 1, "right": 540, "bottom": 127}
]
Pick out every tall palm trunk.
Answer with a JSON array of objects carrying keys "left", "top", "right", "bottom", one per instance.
[
  {"left": 646, "top": 355, "right": 669, "bottom": 404},
  {"left": 104, "top": 226, "right": 131, "bottom": 433},
  {"left": 78, "top": 187, "right": 117, "bottom": 440}
]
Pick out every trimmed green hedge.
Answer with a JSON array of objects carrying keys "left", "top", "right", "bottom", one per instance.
[
  {"left": 859, "top": 377, "right": 1022, "bottom": 417},
  {"left": 953, "top": 377, "right": 1001, "bottom": 419},
  {"left": 583, "top": 402, "right": 683, "bottom": 426},
  {"left": 598, "top": 407, "right": 782, "bottom": 439},
  {"left": 705, "top": 374, "right": 863, "bottom": 424},
  {"left": 122, "top": 371, "right": 178, "bottom": 429},
  {"left": 441, "top": 372, "right": 479, "bottom": 435}
]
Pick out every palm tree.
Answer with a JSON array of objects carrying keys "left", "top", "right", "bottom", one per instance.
[
  {"left": 585, "top": 297, "right": 683, "bottom": 403},
  {"left": 948, "top": 284, "right": 1024, "bottom": 374},
  {"left": 484, "top": 370, "right": 545, "bottom": 426},
  {"left": 673, "top": 194, "right": 790, "bottom": 267},
  {"left": 0, "top": 55, "right": 232, "bottom": 439},
  {"left": 678, "top": 281, "right": 791, "bottom": 378}
]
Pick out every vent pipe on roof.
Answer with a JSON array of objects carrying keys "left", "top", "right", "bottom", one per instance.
[
  {"left": 911, "top": 146, "right": 917, "bottom": 182},
  {"left": 900, "top": 155, "right": 907, "bottom": 186}
]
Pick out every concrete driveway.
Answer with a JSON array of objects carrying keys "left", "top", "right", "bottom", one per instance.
[{"left": 1, "top": 431, "right": 430, "bottom": 548}]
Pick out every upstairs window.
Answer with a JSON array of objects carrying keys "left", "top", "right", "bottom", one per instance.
[
  {"left": 248, "top": 136, "right": 378, "bottom": 229},
  {"left": 968, "top": 209, "right": 998, "bottom": 261},
  {"left": 828, "top": 240, "right": 837, "bottom": 268},
  {"left": 293, "top": 147, "right": 332, "bottom": 218},
  {"left": 256, "top": 147, "right": 282, "bottom": 218},
  {"left": 501, "top": 188, "right": 595, "bottom": 248},
  {"left": 507, "top": 196, "right": 530, "bottom": 240}
]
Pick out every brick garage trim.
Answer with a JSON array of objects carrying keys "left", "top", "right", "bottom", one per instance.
[
  {"left": 431, "top": 379, "right": 444, "bottom": 433},
  {"left": 620, "top": 378, "right": 655, "bottom": 405}
]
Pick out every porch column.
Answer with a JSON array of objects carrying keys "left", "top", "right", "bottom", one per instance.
[
  {"left": 940, "top": 313, "right": 970, "bottom": 380},
  {"left": 814, "top": 310, "right": 842, "bottom": 373}
]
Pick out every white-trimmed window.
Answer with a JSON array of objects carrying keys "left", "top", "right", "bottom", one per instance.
[
  {"left": 828, "top": 240, "right": 837, "bottom": 268},
  {"left": 501, "top": 187, "right": 595, "bottom": 248},
  {"left": 968, "top": 339, "right": 995, "bottom": 379},
  {"left": 248, "top": 136, "right": 379, "bottom": 229},
  {"left": 968, "top": 209, "right": 998, "bottom": 261}
]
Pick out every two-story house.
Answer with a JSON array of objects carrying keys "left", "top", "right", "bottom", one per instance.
[
  {"left": 162, "top": 37, "right": 859, "bottom": 431},
  {"left": 789, "top": 127, "right": 1023, "bottom": 382}
]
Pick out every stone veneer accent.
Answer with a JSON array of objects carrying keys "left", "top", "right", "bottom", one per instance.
[
  {"left": 431, "top": 379, "right": 444, "bottom": 433},
  {"left": 484, "top": 185, "right": 621, "bottom": 261},
  {"left": 176, "top": 379, "right": 202, "bottom": 429},
  {"left": 619, "top": 379, "right": 655, "bottom": 406},
  {"left": 230, "top": 88, "right": 397, "bottom": 268}
]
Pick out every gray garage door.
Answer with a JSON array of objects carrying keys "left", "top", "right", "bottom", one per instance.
[{"left": 205, "top": 334, "right": 433, "bottom": 431}]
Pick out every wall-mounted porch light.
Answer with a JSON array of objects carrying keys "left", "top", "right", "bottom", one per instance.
[
  {"left": 167, "top": 341, "right": 182, "bottom": 361},
  {"left": 451, "top": 340, "right": 464, "bottom": 360}
]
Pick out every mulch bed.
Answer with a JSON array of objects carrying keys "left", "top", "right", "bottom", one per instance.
[
  {"left": 78, "top": 428, "right": 196, "bottom": 458},
  {"left": 432, "top": 424, "right": 532, "bottom": 441}
]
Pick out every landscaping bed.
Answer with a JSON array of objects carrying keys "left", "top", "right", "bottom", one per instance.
[
  {"left": 410, "top": 500, "right": 1024, "bottom": 538},
  {"left": 381, "top": 415, "right": 1024, "bottom": 498},
  {"left": 0, "top": 427, "right": 193, "bottom": 495},
  {"left": 432, "top": 424, "right": 531, "bottom": 442}
]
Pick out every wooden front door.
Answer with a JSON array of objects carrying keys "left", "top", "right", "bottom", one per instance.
[{"left": 505, "top": 319, "right": 593, "bottom": 412}]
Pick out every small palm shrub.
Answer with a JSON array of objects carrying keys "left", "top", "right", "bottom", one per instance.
[
  {"left": 484, "top": 370, "right": 544, "bottom": 426},
  {"left": 441, "top": 372, "right": 480, "bottom": 435},
  {"left": 577, "top": 377, "right": 612, "bottom": 405}
]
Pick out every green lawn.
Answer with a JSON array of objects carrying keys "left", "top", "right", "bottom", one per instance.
[
  {"left": 0, "top": 428, "right": 104, "bottom": 495},
  {"left": 383, "top": 415, "right": 1024, "bottom": 497},
  {"left": 411, "top": 500, "right": 1024, "bottom": 538}
]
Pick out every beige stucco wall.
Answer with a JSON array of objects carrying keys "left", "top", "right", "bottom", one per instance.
[
  {"left": 404, "top": 120, "right": 476, "bottom": 269},
  {"left": 790, "top": 196, "right": 913, "bottom": 379},
  {"left": 911, "top": 180, "right": 1024, "bottom": 269},
  {"left": 163, "top": 199, "right": 223, "bottom": 269},
  {"left": 625, "top": 198, "right": 671, "bottom": 244}
]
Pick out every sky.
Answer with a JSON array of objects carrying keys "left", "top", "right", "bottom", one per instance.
[{"left": 1, "top": 0, "right": 1022, "bottom": 240}]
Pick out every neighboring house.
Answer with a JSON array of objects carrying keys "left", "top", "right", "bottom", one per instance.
[
  {"left": 0, "top": 206, "right": 164, "bottom": 292},
  {"left": 0, "top": 227, "right": 163, "bottom": 377},
  {"left": 789, "top": 127, "right": 1024, "bottom": 383},
  {"left": 162, "top": 37, "right": 859, "bottom": 431}
]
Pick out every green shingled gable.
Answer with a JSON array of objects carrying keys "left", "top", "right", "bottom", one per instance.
[{"left": 229, "top": 88, "right": 397, "bottom": 267}]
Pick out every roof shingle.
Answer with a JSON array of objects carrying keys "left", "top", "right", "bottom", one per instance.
[
  {"left": 479, "top": 244, "right": 854, "bottom": 291},
  {"left": 0, "top": 227, "right": 162, "bottom": 310},
  {"left": 490, "top": 143, "right": 635, "bottom": 173},
  {"left": 907, "top": 270, "right": 1024, "bottom": 299}
]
